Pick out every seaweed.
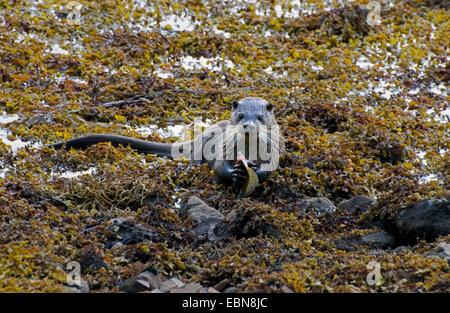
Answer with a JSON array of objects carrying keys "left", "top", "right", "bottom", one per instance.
[{"left": 0, "top": 0, "right": 448, "bottom": 292}]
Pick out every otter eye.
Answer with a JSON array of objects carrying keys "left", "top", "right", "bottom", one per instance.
[
  {"left": 238, "top": 113, "right": 244, "bottom": 120},
  {"left": 257, "top": 114, "right": 264, "bottom": 121}
]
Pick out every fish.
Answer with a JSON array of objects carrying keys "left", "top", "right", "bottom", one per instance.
[{"left": 236, "top": 152, "right": 259, "bottom": 199}]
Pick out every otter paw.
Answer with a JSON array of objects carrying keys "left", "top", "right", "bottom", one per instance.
[
  {"left": 231, "top": 164, "right": 247, "bottom": 184},
  {"left": 246, "top": 160, "right": 259, "bottom": 172}
]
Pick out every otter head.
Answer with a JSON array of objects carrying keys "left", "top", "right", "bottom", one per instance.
[
  {"left": 225, "top": 97, "right": 280, "bottom": 165},
  {"left": 230, "top": 97, "right": 276, "bottom": 133}
]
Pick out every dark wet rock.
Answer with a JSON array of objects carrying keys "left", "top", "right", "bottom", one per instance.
[
  {"left": 180, "top": 196, "right": 224, "bottom": 242},
  {"left": 337, "top": 195, "right": 375, "bottom": 214},
  {"left": 334, "top": 235, "right": 363, "bottom": 251},
  {"left": 361, "top": 231, "right": 395, "bottom": 249},
  {"left": 392, "top": 197, "right": 449, "bottom": 244},
  {"left": 213, "top": 278, "right": 230, "bottom": 291},
  {"left": 334, "top": 231, "right": 395, "bottom": 251},
  {"left": 297, "top": 197, "right": 336, "bottom": 216},
  {"left": 119, "top": 266, "right": 161, "bottom": 293},
  {"left": 104, "top": 216, "right": 161, "bottom": 249},
  {"left": 223, "top": 286, "right": 238, "bottom": 293}
]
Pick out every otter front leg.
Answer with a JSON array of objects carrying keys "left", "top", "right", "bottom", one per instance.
[{"left": 213, "top": 160, "right": 247, "bottom": 185}]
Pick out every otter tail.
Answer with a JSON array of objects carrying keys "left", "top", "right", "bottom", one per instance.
[{"left": 48, "top": 134, "right": 174, "bottom": 158}]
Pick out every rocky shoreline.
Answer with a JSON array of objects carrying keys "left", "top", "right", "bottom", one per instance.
[{"left": 63, "top": 193, "right": 449, "bottom": 293}]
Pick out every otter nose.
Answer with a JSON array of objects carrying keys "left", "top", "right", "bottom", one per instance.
[{"left": 243, "top": 121, "right": 256, "bottom": 130}]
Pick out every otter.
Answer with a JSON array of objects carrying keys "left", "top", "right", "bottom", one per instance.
[{"left": 49, "top": 97, "right": 283, "bottom": 188}]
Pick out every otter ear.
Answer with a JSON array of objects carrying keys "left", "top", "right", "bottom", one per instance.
[
  {"left": 266, "top": 102, "right": 276, "bottom": 111},
  {"left": 232, "top": 100, "right": 239, "bottom": 110}
]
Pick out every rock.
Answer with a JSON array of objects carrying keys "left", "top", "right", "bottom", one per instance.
[
  {"left": 180, "top": 196, "right": 224, "bottom": 242},
  {"left": 280, "top": 285, "right": 294, "bottom": 293},
  {"left": 425, "top": 242, "right": 450, "bottom": 262},
  {"left": 181, "top": 196, "right": 224, "bottom": 224},
  {"left": 160, "top": 277, "right": 185, "bottom": 292},
  {"left": 393, "top": 246, "right": 410, "bottom": 254},
  {"left": 105, "top": 217, "right": 161, "bottom": 249},
  {"left": 169, "top": 283, "right": 205, "bottom": 293},
  {"left": 334, "top": 235, "right": 363, "bottom": 251},
  {"left": 223, "top": 286, "right": 238, "bottom": 293},
  {"left": 337, "top": 195, "right": 375, "bottom": 214},
  {"left": 334, "top": 231, "right": 395, "bottom": 251},
  {"left": 119, "top": 267, "right": 161, "bottom": 293},
  {"left": 393, "top": 197, "right": 449, "bottom": 244},
  {"left": 25, "top": 112, "right": 53, "bottom": 126},
  {"left": 213, "top": 278, "right": 230, "bottom": 291},
  {"left": 207, "top": 287, "right": 220, "bottom": 293},
  {"left": 298, "top": 197, "right": 336, "bottom": 215},
  {"left": 361, "top": 231, "right": 395, "bottom": 249}
]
